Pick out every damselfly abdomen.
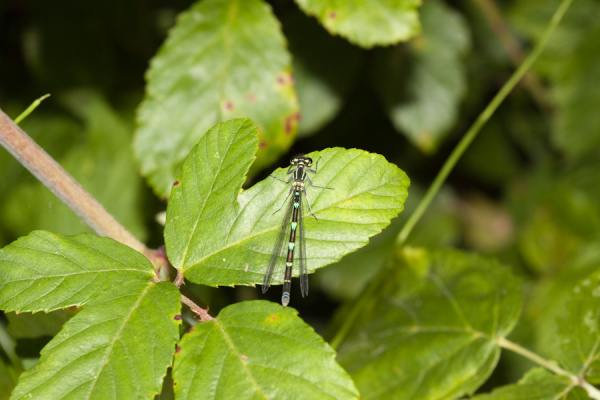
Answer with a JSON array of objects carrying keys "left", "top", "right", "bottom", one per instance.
[{"left": 262, "top": 155, "right": 332, "bottom": 306}]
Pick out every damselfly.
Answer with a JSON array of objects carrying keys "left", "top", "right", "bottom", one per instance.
[{"left": 262, "top": 155, "right": 332, "bottom": 306}]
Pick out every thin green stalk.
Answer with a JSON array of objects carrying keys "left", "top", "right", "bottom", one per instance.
[
  {"left": 498, "top": 337, "right": 572, "bottom": 377},
  {"left": 498, "top": 337, "right": 600, "bottom": 400},
  {"left": 14, "top": 94, "right": 51, "bottom": 124},
  {"left": 331, "top": 0, "right": 574, "bottom": 350},
  {"left": 397, "top": 0, "right": 573, "bottom": 246}
]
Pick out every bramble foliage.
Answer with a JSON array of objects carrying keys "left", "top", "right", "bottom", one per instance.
[{"left": 1, "top": 0, "right": 600, "bottom": 399}]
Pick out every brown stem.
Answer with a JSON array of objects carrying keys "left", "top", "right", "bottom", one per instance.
[
  {"left": 173, "top": 270, "right": 185, "bottom": 287},
  {"left": 181, "top": 294, "right": 214, "bottom": 321},
  {"left": 0, "top": 108, "right": 156, "bottom": 261}
]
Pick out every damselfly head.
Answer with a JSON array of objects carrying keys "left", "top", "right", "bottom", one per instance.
[{"left": 291, "top": 155, "right": 312, "bottom": 167}]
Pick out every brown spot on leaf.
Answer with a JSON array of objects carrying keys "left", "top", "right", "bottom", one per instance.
[
  {"left": 224, "top": 101, "right": 234, "bottom": 111},
  {"left": 174, "top": 315, "right": 182, "bottom": 321},
  {"left": 173, "top": 180, "right": 179, "bottom": 187},
  {"left": 284, "top": 112, "right": 300, "bottom": 134},
  {"left": 258, "top": 141, "right": 267, "bottom": 149},
  {"left": 248, "top": 93, "right": 256, "bottom": 102},
  {"left": 328, "top": 11, "right": 337, "bottom": 19}
]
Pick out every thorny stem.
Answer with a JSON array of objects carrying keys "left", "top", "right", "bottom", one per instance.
[
  {"left": 176, "top": 273, "right": 213, "bottom": 321},
  {"left": 181, "top": 294, "right": 214, "bottom": 321}
]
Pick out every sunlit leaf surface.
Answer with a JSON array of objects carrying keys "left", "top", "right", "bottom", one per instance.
[
  {"left": 164, "top": 119, "right": 410, "bottom": 291},
  {"left": 10, "top": 281, "right": 181, "bottom": 400},
  {"left": 0, "top": 231, "right": 155, "bottom": 313},
  {"left": 173, "top": 300, "right": 358, "bottom": 400},
  {"left": 295, "top": 0, "right": 421, "bottom": 47},
  {"left": 135, "top": 0, "right": 298, "bottom": 196}
]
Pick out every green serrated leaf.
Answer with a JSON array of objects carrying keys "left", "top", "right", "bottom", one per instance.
[
  {"left": 314, "top": 217, "right": 399, "bottom": 301},
  {"left": 165, "top": 119, "right": 409, "bottom": 292},
  {"left": 295, "top": 0, "right": 421, "bottom": 48},
  {"left": 0, "top": 231, "right": 155, "bottom": 313},
  {"left": 337, "top": 248, "right": 522, "bottom": 399},
  {"left": 374, "top": 0, "right": 470, "bottom": 153},
  {"left": 470, "top": 367, "right": 573, "bottom": 400},
  {"left": 557, "top": 271, "right": 600, "bottom": 383},
  {"left": 164, "top": 118, "right": 259, "bottom": 272},
  {"left": 10, "top": 280, "right": 181, "bottom": 400},
  {"left": 173, "top": 300, "right": 358, "bottom": 399},
  {"left": 524, "top": 243, "right": 600, "bottom": 368},
  {"left": 316, "top": 186, "right": 462, "bottom": 302},
  {"left": 135, "top": 0, "right": 298, "bottom": 197}
]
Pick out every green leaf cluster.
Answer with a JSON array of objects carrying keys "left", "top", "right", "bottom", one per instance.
[
  {"left": 0, "top": 118, "right": 408, "bottom": 398},
  {"left": 0, "top": 232, "right": 181, "bottom": 399},
  {"left": 2, "top": 0, "right": 600, "bottom": 399}
]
